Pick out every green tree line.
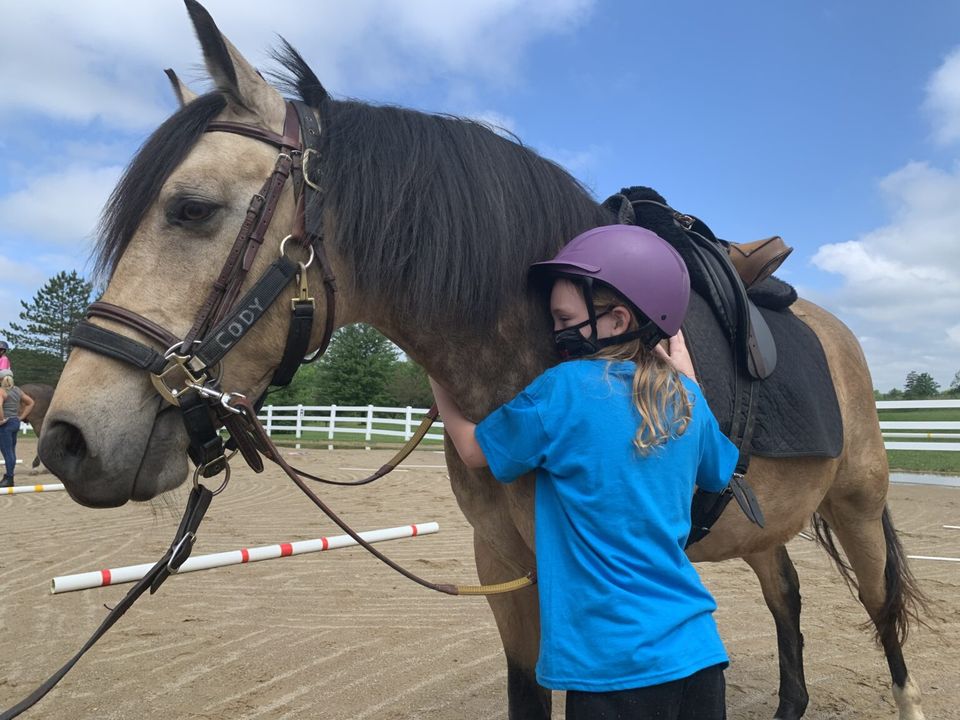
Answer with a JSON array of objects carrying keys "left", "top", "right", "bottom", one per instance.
[{"left": 874, "top": 370, "right": 960, "bottom": 401}]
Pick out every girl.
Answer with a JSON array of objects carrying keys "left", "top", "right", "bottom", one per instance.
[
  {"left": 0, "top": 369, "right": 35, "bottom": 488},
  {"left": 429, "top": 224, "right": 737, "bottom": 720}
]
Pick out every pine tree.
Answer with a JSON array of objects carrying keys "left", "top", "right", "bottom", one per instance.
[
  {"left": 314, "top": 324, "right": 399, "bottom": 405},
  {"left": 4, "top": 271, "right": 93, "bottom": 363}
]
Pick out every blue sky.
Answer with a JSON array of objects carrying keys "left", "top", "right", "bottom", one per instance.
[{"left": 1, "top": 1, "right": 959, "bottom": 391}]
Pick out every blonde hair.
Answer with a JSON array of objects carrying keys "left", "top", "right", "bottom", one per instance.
[
  {"left": 588, "top": 284, "right": 692, "bottom": 455},
  {"left": 0, "top": 375, "right": 13, "bottom": 390}
]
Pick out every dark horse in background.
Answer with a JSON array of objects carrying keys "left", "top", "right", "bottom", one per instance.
[
  {"left": 35, "top": 2, "right": 926, "bottom": 718},
  {"left": 21, "top": 383, "right": 54, "bottom": 474}
]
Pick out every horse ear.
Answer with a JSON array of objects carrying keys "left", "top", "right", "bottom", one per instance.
[
  {"left": 164, "top": 69, "right": 199, "bottom": 107},
  {"left": 183, "top": 0, "right": 285, "bottom": 129}
]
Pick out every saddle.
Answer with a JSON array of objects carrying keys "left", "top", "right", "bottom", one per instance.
[
  {"left": 602, "top": 186, "right": 839, "bottom": 547},
  {"left": 604, "top": 187, "right": 792, "bottom": 381}
]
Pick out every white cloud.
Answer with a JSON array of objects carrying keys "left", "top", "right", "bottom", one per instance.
[
  {"left": 808, "top": 48, "right": 960, "bottom": 390},
  {"left": 811, "top": 162, "right": 960, "bottom": 390},
  {"left": 925, "top": 47, "right": 960, "bottom": 145},
  {"left": 0, "top": 164, "right": 123, "bottom": 246},
  {"left": 0, "top": 0, "right": 595, "bottom": 131}
]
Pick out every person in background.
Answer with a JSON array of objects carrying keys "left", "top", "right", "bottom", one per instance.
[
  {"left": 0, "top": 369, "right": 35, "bottom": 488},
  {"left": 0, "top": 341, "right": 10, "bottom": 371},
  {"left": 429, "top": 225, "right": 737, "bottom": 720}
]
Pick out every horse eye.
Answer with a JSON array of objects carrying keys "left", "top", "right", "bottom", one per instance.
[{"left": 167, "top": 198, "right": 218, "bottom": 226}]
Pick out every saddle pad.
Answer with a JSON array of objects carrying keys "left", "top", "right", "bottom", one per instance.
[{"left": 684, "top": 292, "right": 843, "bottom": 458}]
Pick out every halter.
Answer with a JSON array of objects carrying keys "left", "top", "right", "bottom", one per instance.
[{"left": 69, "top": 100, "right": 336, "bottom": 479}]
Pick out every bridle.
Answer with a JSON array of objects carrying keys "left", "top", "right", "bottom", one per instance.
[{"left": 70, "top": 100, "right": 336, "bottom": 482}]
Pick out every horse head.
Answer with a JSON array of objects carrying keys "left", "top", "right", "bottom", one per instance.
[{"left": 39, "top": 2, "right": 345, "bottom": 506}]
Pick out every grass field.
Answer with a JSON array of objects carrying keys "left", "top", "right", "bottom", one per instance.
[{"left": 877, "top": 406, "right": 960, "bottom": 473}]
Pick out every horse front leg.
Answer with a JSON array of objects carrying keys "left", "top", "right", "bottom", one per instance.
[
  {"left": 475, "top": 533, "right": 551, "bottom": 720},
  {"left": 744, "top": 545, "right": 809, "bottom": 720}
]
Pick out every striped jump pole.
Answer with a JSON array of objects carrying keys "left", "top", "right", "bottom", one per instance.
[
  {"left": 51, "top": 522, "right": 439, "bottom": 594},
  {"left": 3, "top": 483, "right": 66, "bottom": 495}
]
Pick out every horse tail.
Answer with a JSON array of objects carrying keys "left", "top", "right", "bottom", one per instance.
[{"left": 811, "top": 506, "right": 929, "bottom": 645}]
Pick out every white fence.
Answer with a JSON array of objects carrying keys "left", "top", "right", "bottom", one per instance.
[
  {"left": 876, "top": 399, "right": 960, "bottom": 452},
  {"left": 257, "top": 405, "right": 445, "bottom": 444},
  {"left": 18, "top": 399, "right": 960, "bottom": 452}
]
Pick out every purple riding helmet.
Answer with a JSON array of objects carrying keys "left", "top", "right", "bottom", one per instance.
[{"left": 529, "top": 224, "right": 690, "bottom": 358}]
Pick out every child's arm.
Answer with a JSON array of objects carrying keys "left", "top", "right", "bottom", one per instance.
[{"left": 428, "top": 378, "right": 489, "bottom": 469}]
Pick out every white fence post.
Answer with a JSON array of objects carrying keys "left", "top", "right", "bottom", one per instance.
[
  {"left": 328, "top": 405, "right": 337, "bottom": 441},
  {"left": 265, "top": 406, "right": 274, "bottom": 437},
  {"left": 405, "top": 406, "right": 413, "bottom": 441},
  {"left": 295, "top": 405, "right": 303, "bottom": 440},
  {"left": 365, "top": 405, "right": 374, "bottom": 442}
]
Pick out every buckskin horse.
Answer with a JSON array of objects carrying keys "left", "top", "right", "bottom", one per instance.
[{"left": 36, "top": 2, "right": 927, "bottom": 718}]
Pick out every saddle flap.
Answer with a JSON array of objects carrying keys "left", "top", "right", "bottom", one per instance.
[{"left": 745, "top": 301, "right": 777, "bottom": 380}]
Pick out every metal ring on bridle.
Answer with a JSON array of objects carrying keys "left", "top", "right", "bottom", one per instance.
[
  {"left": 193, "top": 459, "right": 232, "bottom": 495},
  {"left": 279, "top": 235, "right": 315, "bottom": 268}
]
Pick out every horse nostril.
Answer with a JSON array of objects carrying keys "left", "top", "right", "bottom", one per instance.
[
  {"left": 62, "top": 423, "right": 88, "bottom": 459},
  {"left": 39, "top": 421, "right": 89, "bottom": 479}
]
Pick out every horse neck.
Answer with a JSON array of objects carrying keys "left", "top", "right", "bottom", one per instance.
[{"left": 373, "top": 296, "right": 555, "bottom": 417}]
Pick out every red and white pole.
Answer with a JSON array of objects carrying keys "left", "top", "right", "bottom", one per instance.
[{"left": 51, "top": 522, "right": 439, "bottom": 594}]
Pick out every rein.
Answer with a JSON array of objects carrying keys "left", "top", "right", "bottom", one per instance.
[{"left": 1, "top": 99, "right": 533, "bottom": 719}]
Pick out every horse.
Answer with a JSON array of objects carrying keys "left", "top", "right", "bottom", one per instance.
[
  {"left": 37, "top": 3, "right": 927, "bottom": 718},
  {"left": 21, "top": 383, "right": 54, "bottom": 474}
]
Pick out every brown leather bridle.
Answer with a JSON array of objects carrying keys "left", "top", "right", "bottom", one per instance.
[{"left": 70, "top": 100, "right": 336, "bottom": 479}]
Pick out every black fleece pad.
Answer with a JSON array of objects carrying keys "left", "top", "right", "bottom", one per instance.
[{"left": 684, "top": 292, "right": 843, "bottom": 458}]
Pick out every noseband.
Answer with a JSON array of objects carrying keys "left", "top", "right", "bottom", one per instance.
[{"left": 69, "top": 100, "right": 337, "bottom": 480}]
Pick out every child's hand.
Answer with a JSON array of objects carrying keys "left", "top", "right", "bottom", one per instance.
[{"left": 652, "top": 330, "right": 697, "bottom": 382}]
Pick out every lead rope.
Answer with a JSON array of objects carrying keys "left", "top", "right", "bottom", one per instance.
[{"left": 227, "top": 396, "right": 536, "bottom": 596}]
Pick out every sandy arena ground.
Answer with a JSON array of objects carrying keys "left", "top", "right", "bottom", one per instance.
[{"left": 1, "top": 439, "right": 957, "bottom": 719}]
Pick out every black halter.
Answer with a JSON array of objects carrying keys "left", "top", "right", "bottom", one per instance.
[{"left": 68, "top": 100, "right": 336, "bottom": 480}]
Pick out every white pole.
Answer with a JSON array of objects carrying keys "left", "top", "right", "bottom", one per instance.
[
  {"left": 51, "top": 522, "right": 439, "bottom": 594},
  {"left": 266, "top": 405, "right": 274, "bottom": 436},
  {"left": 907, "top": 555, "right": 960, "bottom": 563},
  {"left": 2, "top": 483, "right": 66, "bottom": 495},
  {"left": 405, "top": 406, "right": 413, "bottom": 441}
]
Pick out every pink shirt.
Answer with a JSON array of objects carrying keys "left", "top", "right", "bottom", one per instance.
[{"left": 0, "top": 356, "right": 9, "bottom": 371}]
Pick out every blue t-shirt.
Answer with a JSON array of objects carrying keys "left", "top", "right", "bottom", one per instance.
[{"left": 475, "top": 359, "right": 738, "bottom": 692}]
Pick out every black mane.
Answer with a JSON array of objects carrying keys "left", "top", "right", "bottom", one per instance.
[{"left": 97, "top": 46, "right": 613, "bottom": 328}]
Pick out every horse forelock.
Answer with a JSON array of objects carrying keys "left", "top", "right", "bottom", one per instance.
[{"left": 94, "top": 92, "right": 227, "bottom": 281}]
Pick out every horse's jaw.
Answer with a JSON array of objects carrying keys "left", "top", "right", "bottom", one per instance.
[{"left": 39, "top": 388, "right": 190, "bottom": 507}]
